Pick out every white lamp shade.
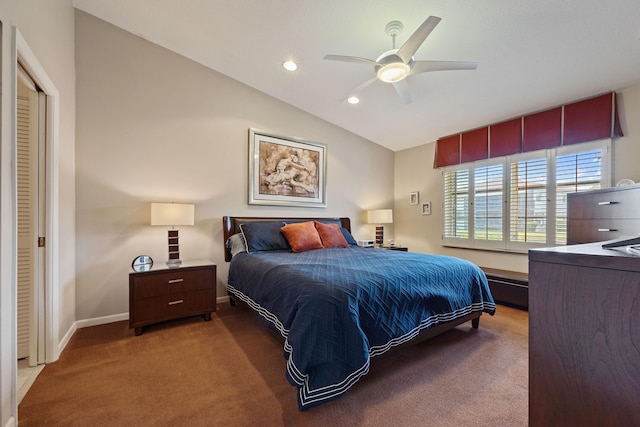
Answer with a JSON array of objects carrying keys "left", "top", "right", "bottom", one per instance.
[
  {"left": 150, "top": 203, "right": 194, "bottom": 226},
  {"left": 367, "top": 209, "right": 393, "bottom": 224}
]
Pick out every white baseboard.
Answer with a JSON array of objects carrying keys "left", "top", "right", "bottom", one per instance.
[
  {"left": 75, "top": 312, "right": 129, "bottom": 329},
  {"left": 4, "top": 416, "right": 16, "bottom": 427},
  {"left": 57, "top": 321, "right": 77, "bottom": 359}
]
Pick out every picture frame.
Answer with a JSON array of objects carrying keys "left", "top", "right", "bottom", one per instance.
[
  {"left": 409, "top": 191, "right": 419, "bottom": 205},
  {"left": 249, "top": 128, "right": 327, "bottom": 207},
  {"left": 422, "top": 202, "right": 431, "bottom": 215}
]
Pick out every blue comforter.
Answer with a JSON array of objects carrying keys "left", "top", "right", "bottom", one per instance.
[{"left": 227, "top": 246, "right": 495, "bottom": 410}]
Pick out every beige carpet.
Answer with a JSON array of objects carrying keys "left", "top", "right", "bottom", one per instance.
[{"left": 18, "top": 303, "right": 528, "bottom": 426}]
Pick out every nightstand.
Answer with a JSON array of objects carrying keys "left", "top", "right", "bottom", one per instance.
[
  {"left": 129, "top": 259, "right": 216, "bottom": 335},
  {"left": 379, "top": 246, "right": 408, "bottom": 251}
]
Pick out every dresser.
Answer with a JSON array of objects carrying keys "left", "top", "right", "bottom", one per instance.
[
  {"left": 129, "top": 260, "right": 216, "bottom": 335},
  {"left": 567, "top": 183, "right": 640, "bottom": 244},
  {"left": 528, "top": 243, "right": 640, "bottom": 426}
]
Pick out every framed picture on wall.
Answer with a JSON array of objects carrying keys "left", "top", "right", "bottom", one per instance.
[
  {"left": 410, "top": 191, "right": 419, "bottom": 205},
  {"left": 422, "top": 202, "right": 431, "bottom": 215},
  {"left": 248, "top": 128, "right": 327, "bottom": 207}
]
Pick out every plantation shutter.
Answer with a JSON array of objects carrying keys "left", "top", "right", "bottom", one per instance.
[
  {"left": 509, "top": 157, "right": 548, "bottom": 244},
  {"left": 443, "top": 169, "right": 470, "bottom": 241},
  {"left": 555, "top": 149, "right": 603, "bottom": 244},
  {"left": 474, "top": 164, "right": 504, "bottom": 241}
]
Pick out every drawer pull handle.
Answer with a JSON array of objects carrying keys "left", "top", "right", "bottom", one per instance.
[
  {"left": 597, "top": 201, "right": 618, "bottom": 205},
  {"left": 168, "top": 300, "right": 184, "bottom": 305},
  {"left": 168, "top": 278, "right": 184, "bottom": 284},
  {"left": 598, "top": 228, "right": 618, "bottom": 232}
]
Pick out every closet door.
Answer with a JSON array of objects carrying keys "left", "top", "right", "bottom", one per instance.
[{"left": 16, "top": 73, "right": 39, "bottom": 361}]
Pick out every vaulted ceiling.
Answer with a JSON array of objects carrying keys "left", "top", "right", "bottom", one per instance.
[{"left": 72, "top": 0, "right": 640, "bottom": 151}]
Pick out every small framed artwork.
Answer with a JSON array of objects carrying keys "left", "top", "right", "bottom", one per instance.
[
  {"left": 409, "top": 191, "right": 419, "bottom": 205},
  {"left": 248, "top": 128, "right": 327, "bottom": 207},
  {"left": 422, "top": 202, "right": 431, "bottom": 215}
]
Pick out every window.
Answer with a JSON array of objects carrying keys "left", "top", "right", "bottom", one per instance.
[
  {"left": 443, "top": 169, "right": 469, "bottom": 239},
  {"left": 442, "top": 140, "right": 610, "bottom": 251},
  {"left": 474, "top": 164, "right": 503, "bottom": 242}
]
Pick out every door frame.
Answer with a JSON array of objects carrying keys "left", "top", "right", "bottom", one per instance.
[{"left": 14, "top": 27, "right": 60, "bottom": 364}]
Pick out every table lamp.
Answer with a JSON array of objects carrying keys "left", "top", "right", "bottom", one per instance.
[
  {"left": 367, "top": 209, "right": 393, "bottom": 246},
  {"left": 151, "top": 203, "right": 194, "bottom": 266}
]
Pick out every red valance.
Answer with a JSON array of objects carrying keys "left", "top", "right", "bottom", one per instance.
[
  {"left": 523, "top": 107, "right": 562, "bottom": 152},
  {"left": 489, "top": 118, "right": 522, "bottom": 158},
  {"left": 564, "top": 93, "right": 623, "bottom": 145},
  {"left": 434, "top": 92, "right": 622, "bottom": 168},
  {"left": 461, "top": 128, "right": 488, "bottom": 163},
  {"left": 434, "top": 134, "right": 460, "bottom": 168}
]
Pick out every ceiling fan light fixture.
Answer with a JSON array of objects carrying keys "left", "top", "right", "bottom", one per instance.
[{"left": 376, "top": 62, "right": 410, "bottom": 83}]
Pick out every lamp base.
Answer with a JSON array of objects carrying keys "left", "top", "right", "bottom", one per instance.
[
  {"left": 166, "top": 259, "right": 182, "bottom": 268},
  {"left": 375, "top": 225, "right": 384, "bottom": 246},
  {"left": 167, "top": 229, "right": 181, "bottom": 267}
]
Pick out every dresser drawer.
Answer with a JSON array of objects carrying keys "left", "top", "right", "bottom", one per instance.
[
  {"left": 568, "top": 188, "right": 640, "bottom": 220},
  {"left": 133, "top": 289, "right": 215, "bottom": 325},
  {"left": 131, "top": 268, "right": 213, "bottom": 300},
  {"left": 566, "top": 219, "right": 640, "bottom": 244}
]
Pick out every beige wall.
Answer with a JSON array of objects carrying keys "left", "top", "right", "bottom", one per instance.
[
  {"left": 394, "top": 84, "right": 640, "bottom": 273},
  {"left": 0, "top": 0, "right": 75, "bottom": 425},
  {"left": 74, "top": 11, "right": 394, "bottom": 320}
]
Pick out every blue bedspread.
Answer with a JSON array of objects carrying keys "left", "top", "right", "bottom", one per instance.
[{"left": 227, "top": 246, "right": 495, "bottom": 410}]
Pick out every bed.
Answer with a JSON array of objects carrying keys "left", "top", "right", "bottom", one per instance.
[{"left": 223, "top": 216, "right": 496, "bottom": 410}]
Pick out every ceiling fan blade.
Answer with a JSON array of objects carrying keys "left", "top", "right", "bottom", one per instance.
[
  {"left": 339, "top": 76, "right": 379, "bottom": 102},
  {"left": 392, "top": 79, "right": 412, "bottom": 104},
  {"left": 411, "top": 60, "right": 479, "bottom": 74},
  {"left": 324, "top": 54, "right": 377, "bottom": 66},
  {"left": 396, "top": 16, "right": 441, "bottom": 64}
]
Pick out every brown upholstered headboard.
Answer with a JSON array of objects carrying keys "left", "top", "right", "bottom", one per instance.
[{"left": 222, "top": 216, "right": 351, "bottom": 262}]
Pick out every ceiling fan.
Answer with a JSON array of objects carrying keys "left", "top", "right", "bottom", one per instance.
[{"left": 324, "top": 16, "right": 478, "bottom": 104}]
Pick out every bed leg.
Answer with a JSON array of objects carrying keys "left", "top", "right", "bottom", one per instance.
[
  {"left": 472, "top": 316, "right": 480, "bottom": 329},
  {"left": 229, "top": 297, "right": 236, "bottom": 307}
]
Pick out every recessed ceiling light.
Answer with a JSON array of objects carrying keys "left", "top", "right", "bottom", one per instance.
[
  {"left": 283, "top": 60, "right": 298, "bottom": 71},
  {"left": 347, "top": 96, "right": 360, "bottom": 105}
]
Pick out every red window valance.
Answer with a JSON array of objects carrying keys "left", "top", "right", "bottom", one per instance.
[
  {"left": 461, "top": 128, "right": 488, "bottom": 163},
  {"left": 434, "top": 134, "right": 460, "bottom": 168},
  {"left": 489, "top": 118, "right": 522, "bottom": 158},
  {"left": 564, "top": 93, "right": 623, "bottom": 145},
  {"left": 434, "top": 91, "right": 622, "bottom": 168},
  {"left": 523, "top": 107, "right": 562, "bottom": 152}
]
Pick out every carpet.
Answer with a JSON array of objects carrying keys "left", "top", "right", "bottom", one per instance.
[{"left": 18, "top": 303, "right": 528, "bottom": 426}]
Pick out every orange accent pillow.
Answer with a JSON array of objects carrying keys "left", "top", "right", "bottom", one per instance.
[
  {"left": 280, "top": 221, "right": 324, "bottom": 253},
  {"left": 314, "top": 221, "right": 349, "bottom": 248}
]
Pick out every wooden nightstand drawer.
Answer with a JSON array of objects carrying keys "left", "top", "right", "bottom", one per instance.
[
  {"left": 129, "top": 260, "right": 216, "bottom": 335},
  {"left": 131, "top": 269, "right": 213, "bottom": 299},
  {"left": 133, "top": 289, "right": 215, "bottom": 324}
]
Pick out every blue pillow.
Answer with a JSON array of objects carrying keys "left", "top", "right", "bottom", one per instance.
[
  {"left": 239, "top": 221, "right": 290, "bottom": 253},
  {"left": 340, "top": 227, "right": 357, "bottom": 245}
]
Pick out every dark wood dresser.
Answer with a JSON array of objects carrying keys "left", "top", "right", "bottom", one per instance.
[
  {"left": 129, "top": 260, "right": 216, "bottom": 335},
  {"left": 567, "top": 183, "right": 640, "bottom": 244},
  {"left": 528, "top": 242, "right": 640, "bottom": 426}
]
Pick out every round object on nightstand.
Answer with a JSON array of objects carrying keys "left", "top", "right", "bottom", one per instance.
[{"left": 131, "top": 255, "right": 153, "bottom": 272}]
